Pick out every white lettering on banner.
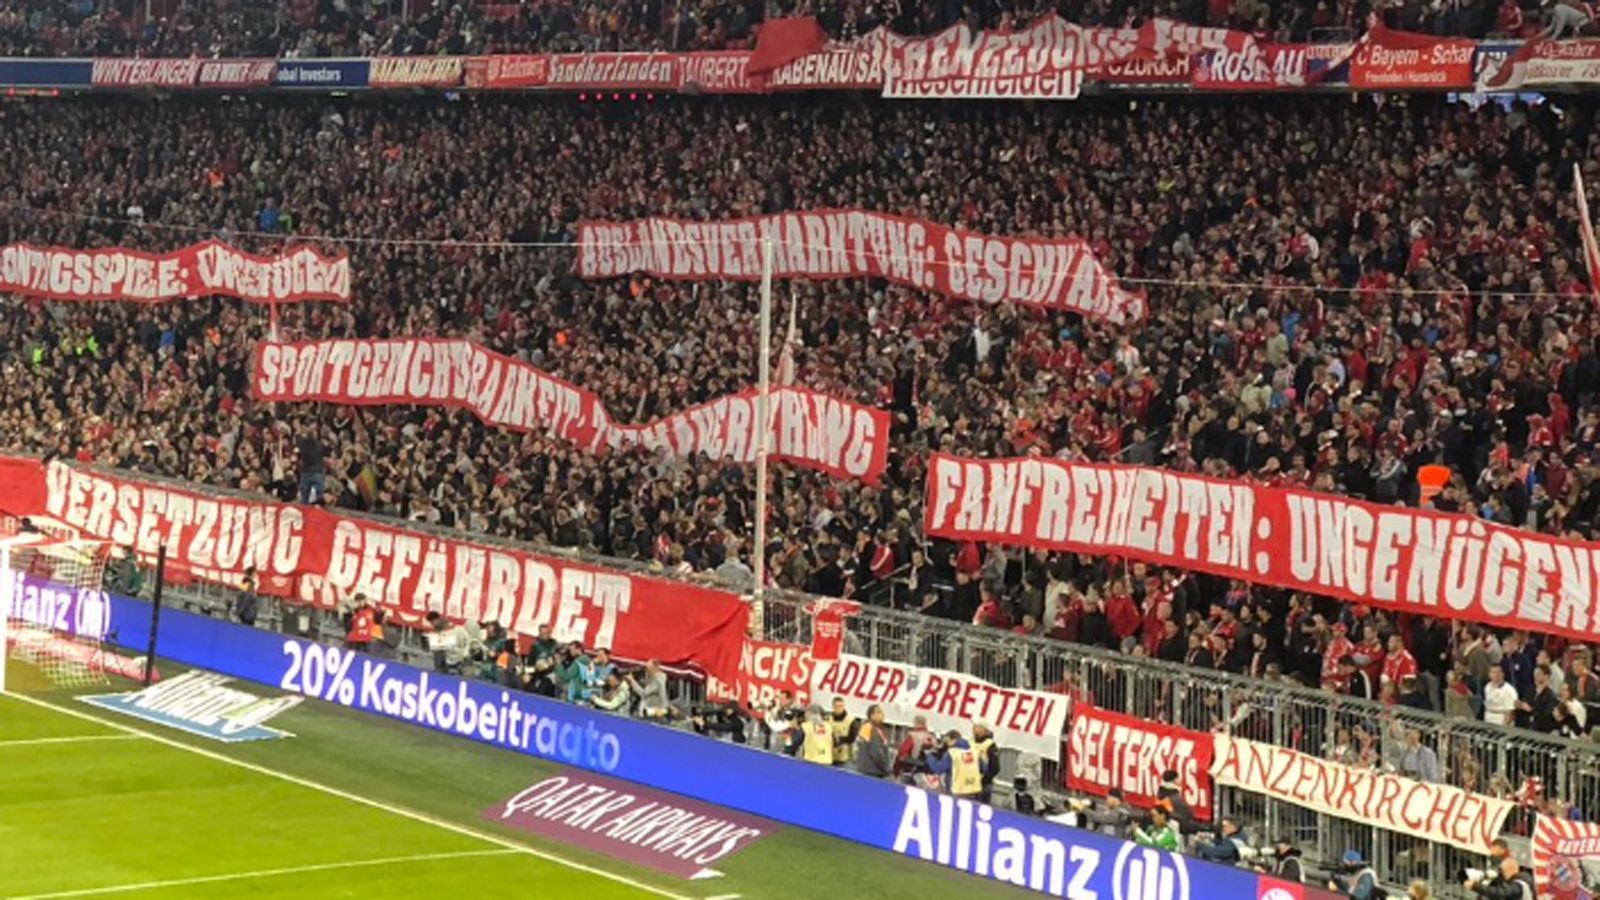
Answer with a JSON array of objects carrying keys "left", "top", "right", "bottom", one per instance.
[
  {"left": 91, "top": 58, "right": 200, "bottom": 87},
  {"left": 548, "top": 53, "right": 680, "bottom": 88},
  {"left": 0, "top": 240, "right": 350, "bottom": 303},
  {"left": 811, "top": 654, "right": 1068, "bottom": 761},
  {"left": 1066, "top": 708, "right": 1214, "bottom": 818},
  {"left": 1210, "top": 737, "right": 1513, "bottom": 854},
  {"left": 923, "top": 454, "right": 1600, "bottom": 644},
  {"left": 370, "top": 57, "right": 464, "bottom": 86},
  {"left": 884, "top": 19, "right": 1086, "bottom": 99},
  {"left": 43, "top": 462, "right": 304, "bottom": 577},
  {"left": 577, "top": 210, "right": 1143, "bottom": 325},
  {"left": 252, "top": 339, "right": 890, "bottom": 483},
  {"left": 708, "top": 640, "right": 815, "bottom": 708}
]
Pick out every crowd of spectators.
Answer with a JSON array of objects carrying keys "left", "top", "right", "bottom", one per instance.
[
  {"left": 5, "top": 90, "right": 1600, "bottom": 781},
  {"left": 0, "top": 0, "right": 1583, "bottom": 59}
]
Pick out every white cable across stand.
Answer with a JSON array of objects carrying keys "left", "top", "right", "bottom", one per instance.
[{"left": 751, "top": 237, "right": 775, "bottom": 626}]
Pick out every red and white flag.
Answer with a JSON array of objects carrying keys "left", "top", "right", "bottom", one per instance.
[{"left": 1576, "top": 163, "right": 1600, "bottom": 303}]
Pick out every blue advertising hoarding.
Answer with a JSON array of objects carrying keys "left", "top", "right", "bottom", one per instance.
[
  {"left": 0, "top": 58, "right": 92, "bottom": 88},
  {"left": 273, "top": 59, "right": 369, "bottom": 90},
  {"left": 92, "top": 592, "right": 1302, "bottom": 899}
]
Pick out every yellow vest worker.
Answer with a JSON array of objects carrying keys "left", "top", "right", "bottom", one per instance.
[
  {"left": 802, "top": 717, "right": 834, "bottom": 765},
  {"left": 950, "top": 744, "right": 984, "bottom": 797}
]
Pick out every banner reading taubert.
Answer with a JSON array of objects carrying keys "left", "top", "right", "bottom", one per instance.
[
  {"left": 1211, "top": 736, "right": 1512, "bottom": 854},
  {"left": 923, "top": 453, "right": 1600, "bottom": 645}
]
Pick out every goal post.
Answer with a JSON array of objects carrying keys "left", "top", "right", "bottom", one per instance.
[{"left": 0, "top": 529, "right": 116, "bottom": 694}]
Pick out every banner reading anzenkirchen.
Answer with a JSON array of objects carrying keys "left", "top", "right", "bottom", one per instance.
[
  {"left": 0, "top": 458, "right": 749, "bottom": 685},
  {"left": 576, "top": 209, "right": 1145, "bottom": 325},
  {"left": 1212, "top": 737, "right": 1512, "bottom": 854},
  {"left": 0, "top": 240, "right": 351, "bottom": 303},
  {"left": 923, "top": 453, "right": 1600, "bottom": 644},
  {"left": 251, "top": 339, "right": 890, "bottom": 484}
]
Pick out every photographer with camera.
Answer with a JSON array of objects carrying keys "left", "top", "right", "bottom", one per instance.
[
  {"left": 826, "top": 697, "right": 863, "bottom": 767},
  {"left": 1070, "top": 789, "right": 1133, "bottom": 838},
  {"left": 756, "top": 690, "right": 805, "bottom": 754},
  {"left": 1194, "top": 817, "right": 1253, "bottom": 864},
  {"left": 1462, "top": 853, "right": 1535, "bottom": 900},
  {"left": 691, "top": 697, "right": 749, "bottom": 744},
  {"left": 1328, "top": 849, "right": 1381, "bottom": 899},
  {"left": 524, "top": 625, "right": 561, "bottom": 696},
  {"left": 800, "top": 705, "right": 834, "bottom": 764},
  {"left": 591, "top": 670, "right": 632, "bottom": 712},
  {"left": 556, "top": 642, "right": 596, "bottom": 703}
]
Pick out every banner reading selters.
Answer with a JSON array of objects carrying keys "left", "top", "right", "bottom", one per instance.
[
  {"left": 1066, "top": 706, "right": 1214, "bottom": 821},
  {"left": 809, "top": 653, "right": 1068, "bottom": 760},
  {"left": 0, "top": 239, "right": 350, "bottom": 303},
  {"left": 576, "top": 209, "right": 1145, "bottom": 326},
  {"left": 1211, "top": 737, "right": 1512, "bottom": 855},
  {"left": 0, "top": 457, "right": 748, "bottom": 685},
  {"left": 251, "top": 339, "right": 889, "bottom": 484},
  {"left": 924, "top": 453, "right": 1600, "bottom": 645}
]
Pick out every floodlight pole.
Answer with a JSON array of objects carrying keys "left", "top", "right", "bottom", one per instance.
[{"left": 752, "top": 238, "right": 775, "bottom": 609}]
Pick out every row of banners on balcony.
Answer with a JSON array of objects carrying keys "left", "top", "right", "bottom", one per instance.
[{"left": 0, "top": 23, "right": 1571, "bottom": 96}]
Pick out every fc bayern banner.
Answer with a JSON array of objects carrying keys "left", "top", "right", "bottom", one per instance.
[
  {"left": 706, "top": 639, "right": 815, "bottom": 709},
  {"left": 577, "top": 210, "right": 1144, "bottom": 325},
  {"left": 0, "top": 457, "right": 751, "bottom": 685},
  {"left": 1211, "top": 737, "right": 1512, "bottom": 854},
  {"left": 1534, "top": 815, "right": 1600, "bottom": 900},
  {"left": 924, "top": 453, "right": 1600, "bottom": 646},
  {"left": 810, "top": 653, "right": 1069, "bottom": 760},
  {"left": 251, "top": 339, "right": 889, "bottom": 484},
  {"left": 0, "top": 240, "right": 351, "bottom": 304},
  {"left": 1348, "top": 25, "right": 1474, "bottom": 89},
  {"left": 1066, "top": 706, "right": 1214, "bottom": 821}
]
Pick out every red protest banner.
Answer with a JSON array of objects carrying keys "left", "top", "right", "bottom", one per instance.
[
  {"left": 478, "top": 55, "right": 551, "bottom": 89},
  {"left": 1349, "top": 26, "right": 1474, "bottom": 89},
  {"left": 577, "top": 209, "right": 1145, "bottom": 326},
  {"left": 548, "top": 53, "right": 681, "bottom": 90},
  {"left": 0, "top": 457, "right": 750, "bottom": 684},
  {"left": 0, "top": 240, "right": 351, "bottom": 304},
  {"left": 924, "top": 453, "right": 1600, "bottom": 646},
  {"left": 370, "top": 56, "right": 465, "bottom": 87},
  {"left": 196, "top": 59, "right": 277, "bottom": 88},
  {"left": 1065, "top": 706, "right": 1214, "bottom": 821},
  {"left": 681, "top": 52, "right": 759, "bottom": 93},
  {"left": 251, "top": 339, "right": 891, "bottom": 484},
  {"left": 91, "top": 58, "right": 200, "bottom": 88}
]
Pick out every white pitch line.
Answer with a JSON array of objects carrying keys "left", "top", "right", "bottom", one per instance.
[
  {"left": 2, "top": 692, "right": 696, "bottom": 900},
  {"left": 7, "top": 849, "right": 518, "bottom": 899},
  {"left": 0, "top": 734, "right": 138, "bottom": 748}
]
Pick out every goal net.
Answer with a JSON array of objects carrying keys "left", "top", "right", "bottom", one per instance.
[{"left": 0, "top": 520, "right": 114, "bottom": 694}]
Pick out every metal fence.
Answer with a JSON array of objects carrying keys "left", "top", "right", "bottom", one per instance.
[
  {"left": 758, "top": 590, "right": 1587, "bottom": 892},
  {"left": 58, "top": 460, "right": 1594, "bottom": 892}
]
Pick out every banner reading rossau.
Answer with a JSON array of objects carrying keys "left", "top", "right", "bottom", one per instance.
[
  {"left": 577, "top": 209, "right": 1145, "bottom": 325},
  {"left": 810, "top": 653, "right": 1069, "bottom": 760},
  {"left": 1212, "top": 737, "right": 1512, "bottom": 854},
  {"left": 0, "top": 240, "right": 351, "bottom": 303},
  {"left": 1066, "top": 706, "right": 1214, "bottom": 821},
  {"left": 251, "top": 338, "right": 889, "bottom": 483},
  {"left": 924, "top": 453, "right": 1600, "bottom": 644},
  {"left": 0, "top": 457, "right": 749, "bottom": 685}
]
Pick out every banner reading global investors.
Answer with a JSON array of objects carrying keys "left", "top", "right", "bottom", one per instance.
[
  {"left": 120, "top": 592, "right": 1309, "bottom": 900},
  {"left": 1066, "top": 706, "right": 1214, "bottom": 821},
  {"left": 0, "top": 240, "right": 350, "bottom": 303},
  {"left": 924, "top": 454, "right": 1600, "bottom": 645},
  {"left": 1533, "top": 815, "right": 1600, "bottom": 899},
  {"left": 810, "top": 653, "right": 1069, "bottom": 760},
  {"left": 250, "top": 339, "right": 889, "bottom": 484},
  {"left": 0, "top": 457, "right": 750, "bottom": 685},
  {"left": 1211, "top": 736, "right": 1513, "bottom": 854},
  {"left": 577, "top": 210, "right": 1144, "bottom": 325}
]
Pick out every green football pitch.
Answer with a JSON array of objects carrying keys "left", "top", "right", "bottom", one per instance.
[{"left": 0, "top": 668, "right": 1034, "bottom": 899}]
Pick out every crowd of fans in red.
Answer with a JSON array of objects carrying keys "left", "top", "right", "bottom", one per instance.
[
  {"left": 3, "top": 89, "right": 1600, "bottom": 815},
  {"left": 0, "top": 0, "right": 1576, "bottom": 59}
]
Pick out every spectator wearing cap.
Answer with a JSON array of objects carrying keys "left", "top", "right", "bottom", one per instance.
[
  {"left": 1272, "top": 837, "right": 1305, "bottom": 883},
  {"left": 1076, "top": 788, "right": 1133, "bottom": 838},
  {"left": 1330, "top": 849, "right": 1379, "bottom": 899}
]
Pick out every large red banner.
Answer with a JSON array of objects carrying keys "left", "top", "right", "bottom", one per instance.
[
  {"left": 924, "top": 453, "right": 1600, "bottom": 644},
  {"left": 196, "top": 59, "right": 277, "bottom": 88},
  {"left": 251, "top": 339, "right": 890, "bottom": 483},
  {"left": 91, "top": 58, "right": 201, "bottom": 88},
  {"left": 547, "top": 53, "right": 681, "bottom": 90},
  {"left": 681, "top": 52, "right": 760, "bottom": 93},
  {"left": 706, "top": 639, "right": 815, "bottom": 709},
  {"left": 1190, "top": 43, "right": 1312, "bottom": 90},
  {"left": 1348, "top": 26, "right": 1474, "bottom": 89},
  {"left": 577, "top": 210, "right": 1145, "bottom": 326},
  {"left": 0, "top": 458, "right": 749, "bottom": 684},
  {"left": 476, "top": 55, "right": 550, "bottom": 89},
  {"left": 0, "top": 240, "right": 350, "bottom": 304},
  {"left": 883, "top": 16, "right": 1087, "bottom": 100},
  {"left": 1065, "top": 706, "right": 1214, "bottom": 821}
]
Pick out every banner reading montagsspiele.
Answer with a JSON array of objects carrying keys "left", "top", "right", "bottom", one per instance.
[
  {"left": 251, "top": 338, "right": 890, "bottom": 483},
  {"left": 0, "top": 240, "right": 350, "bottom": 303},
  {"left": 576, "top": 209, "right": 1145, "bottom": 325},
  {"left": 924, "top": 453, "right": 1600, "bottom": 645},
  {"left": 0, "top": 458, "right": 749, "bottom": 686}
]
